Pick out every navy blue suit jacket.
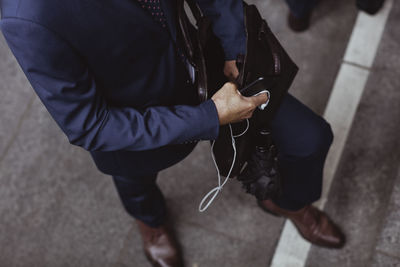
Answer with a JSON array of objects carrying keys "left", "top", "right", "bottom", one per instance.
[{"left": 0, "top": 0, "right": 246, "bottom": 176}]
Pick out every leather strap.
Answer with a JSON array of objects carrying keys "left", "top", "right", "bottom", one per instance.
[
  {"left": 186, "top": 0, "right": 203, "bottom": 23},
  {"left": 176, "top": 0, "right": 195, "bottom": 65}
]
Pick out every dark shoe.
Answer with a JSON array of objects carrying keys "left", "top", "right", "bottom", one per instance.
[
  {"left": 259, "top": 200, "right": 345, "bottom": 248},
  {"left": 136, "top": 220, "right": 184, "bottom": 267},
  {"left": 356, "top": 0, "right": 385, "bottom": 15},
  {"left": 288, "top": 11, "right": 312, "bottom": 32}
]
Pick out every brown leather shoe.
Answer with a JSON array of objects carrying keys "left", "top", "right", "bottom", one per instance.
[
  {"left": 136, "top": 220, "right": 184, "bottom": 267},
  {"left": 259, "top": 200, "right": 345, "bottom": 248},
  {"left": 288, "top": 12, "right": 312, "bottom": 32}
]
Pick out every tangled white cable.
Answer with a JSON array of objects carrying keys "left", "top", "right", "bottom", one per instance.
[
  {"left": 198, "top": 89, "right": 270, "bottom": 212},
  {"left": 198, "top": 119, "right": 249, "bottom": 212}
]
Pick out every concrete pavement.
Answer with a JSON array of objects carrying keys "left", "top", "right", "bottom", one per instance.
[{"left": 0, "top": 0, "right": 399, "bottom": 266}]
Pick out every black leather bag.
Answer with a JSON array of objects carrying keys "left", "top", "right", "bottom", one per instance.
[{"left": 177, "top": 1, "right": 299, "bottom": 177}]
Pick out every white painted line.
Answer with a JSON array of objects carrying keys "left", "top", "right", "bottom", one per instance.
[
  {"left": 270, "top": 1, "right": 393, "bottom": 266},
  {"left": 316, "top": 63, "right": 369, "bottom": 209},
  {"left": 271, "top": 64, "right": 370, "bottom": 267},
  {"left": 344, "top": 0, "right": 393, "bottom": 68},
  {"left": 317, "top": 64, "right": 369, "bottom": 208},
  {"left": 270, "top": 221, "right": 310, "bottom": 267}
]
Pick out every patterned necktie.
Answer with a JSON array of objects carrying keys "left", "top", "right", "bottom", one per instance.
[
  {"left": 137, "top": 0, "right": 190, "bottom": 72},
  {"left": 137, "top": 0, "right": 167, "bottom": 28}
]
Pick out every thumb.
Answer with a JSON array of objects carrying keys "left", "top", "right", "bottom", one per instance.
[{"left": 249, "top": 92, "right": 269, "bottom": 106}]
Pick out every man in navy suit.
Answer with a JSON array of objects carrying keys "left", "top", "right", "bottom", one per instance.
[{"left": 1, "top": 0, "right": 345, "bottom": 266}]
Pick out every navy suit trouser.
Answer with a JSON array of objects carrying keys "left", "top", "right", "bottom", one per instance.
[{"left": 112, "top": 94, "right": 333, "bottom": 227}]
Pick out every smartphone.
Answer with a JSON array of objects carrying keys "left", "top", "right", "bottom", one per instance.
[{"left": 239, "top": 77, "right": 268, "bottom": 97}]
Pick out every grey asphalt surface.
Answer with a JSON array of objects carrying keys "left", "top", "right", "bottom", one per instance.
[{"left": 1, "top": 0, "right": 399, "bottom": 266}]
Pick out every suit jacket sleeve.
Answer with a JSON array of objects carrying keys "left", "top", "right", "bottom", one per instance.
[
  {"left": 194, "top": 0, "right": 246, "bottom": 60},
  {"left": 1, "top": 18, "right": 220, "bottom": 152}
]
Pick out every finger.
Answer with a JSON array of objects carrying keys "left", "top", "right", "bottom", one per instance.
[
  {"left": 226, "top": 83, "right": 240, "bottom": 96},
  {"left": 223, "top": 81, "right": 237, "bottom": 90},
  {"left": 228, "top": 81, "right": 238, "bottom": 90},
  {"left": 244, "top": 111, "right": 253, "bottom": 119},
  {"left": 249, "top": 92, "right": 268, "bottom": 106}
]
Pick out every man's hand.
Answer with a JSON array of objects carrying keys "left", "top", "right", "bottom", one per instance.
[
  {"left": 224, "top": 60, "right": 240, "bottom": 81},
  {"left": 211, "top": 82, "right": 269, "bottom": 125}
]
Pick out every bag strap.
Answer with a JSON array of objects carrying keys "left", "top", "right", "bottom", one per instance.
[
  {"left": 176, "top": 0, "right": 196, "bottom": 64},
  {"left": 185, "top": 0, "right": 203, "bottom": 23}
]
